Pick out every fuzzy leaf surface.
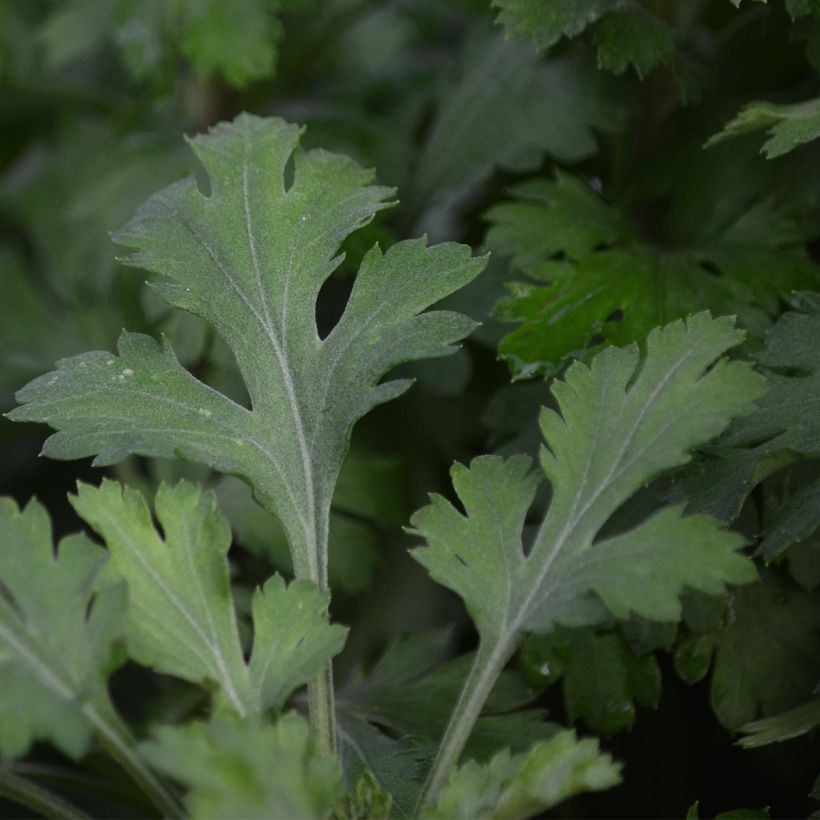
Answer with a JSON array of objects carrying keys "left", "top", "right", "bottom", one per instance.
[
  {"left": 11, "top": 114, "right": 483, "bottom": 582},
  {"left": 141, "top": 713, "right": 343, "bottom": 820},
  {"left": 70, "top": 479, "right": 347, "bottom": 718},
  {"left": 412, "top": 314, "right": 763, "bottom": 650},
  {"left": 0, "top": 499, "right": 125, "bottom": 760},
  {"left": 421, "top": 731, "right": 620, "bottom": 820}
]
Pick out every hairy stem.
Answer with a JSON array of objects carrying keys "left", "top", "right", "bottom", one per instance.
[
  {"left": 294, "top": 497, "right": 338, "bottom": 756},
  {"left": 0, "top": 767, "right": 90, "bottom": 820},
  {"left": 414, "top": 637, "right": 517, "bottom": 813}
]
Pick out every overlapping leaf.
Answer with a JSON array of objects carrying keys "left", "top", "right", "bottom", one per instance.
[
  {"left": 11, "top": 114, "right": 484, "bottom": 583},
  {"left": 675, "top": 571, "right": 820, "bottom": 728},
  {"left": 673, "top": 295, "right": 820, "bottom": 544},
  {"left": 70, "top": 479, "right": 347, "bottom": 717},
  {"left": 142, "top": 713, "right": 343, "bottom": 819},
  {"left": 488, "top": 173, "right": 819, "bottom": 378},
  {"left": 0, "top": 498, "right": 125, "bottom": 760},
  {"left": 523, "top": 626, "right": 662, "bottom": 735}
]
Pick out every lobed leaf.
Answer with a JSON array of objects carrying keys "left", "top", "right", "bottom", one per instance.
[
  {"left": 11, "top": 113, "right": 484, "bottom": 582},
  {"left": 0, "top": 499, "right": 125, "bottom": 760},
  {"left": 412, "top": 314, "right": 763, "bottom": 647},
  {"left": 70, "top": 479, "right": 347, "bottom": 717},
  {"left": 142, "top": 713, "right": 344, "bottom": 820},
  {"left": 421, "top": 731, "right": 620, "bottom": 820}
]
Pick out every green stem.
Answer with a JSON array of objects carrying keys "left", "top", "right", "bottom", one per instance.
[
  {"left": 414, "top": 637, "right": 516, "bottom": 814},
  {"left": 295, "top": 499, "right": 338, "bottom": 757},
  {"left": 308, "top": 663, "right": 337, "bottom": 757},
  {"left": 0, "top": 767, "right": 91, "bottom": 820},
  {"left": 88, "top": 703, "right": 184, "bottom": 819}
]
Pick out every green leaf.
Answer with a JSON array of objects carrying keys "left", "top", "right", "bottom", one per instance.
[
  {"left": 487, "top": 174, "right": 818, "bottom": 378},
  {"left": 594, "top": 7, "right": 677, "bottom": 78},
  {"left": 688, "top": 803, "right": 771, "bottom": 820},
  {"left": 411, "top": 314, "right": 763, "bottom": 800},
  {"left": 673, "top": 294, "right": 820, "bottom": 531},
  {"left": 707, "top": 97, "right": 820, "bottom": 159},
  {"left": 70, "top": 479, "right": 347, "bottom": 717},
  {"left": 339, "top": 631, "right": 554, "bottom": 759},
  {"left": 675, "top": 570, "right": 820, "bottom": 728},
  {"left": 11, "top": 113, "right": 484, "bottom": 588},
  {"left": 411, "top": 28, "right": 628, "bottom": 214},
  {"left": 421, "top": 731, "right": 621, "bottom": 820},
  {"left": 492, "top": 0, "right": 618, "bottom": 51},
  {"left": 412, "top": 314, "right": 762, "bottom": 643},
  {"left": 41, "top": 0, "right": 288, "bottom": 87},
  {"left": 0, "top": 498, "right": 124, "bottom": 759},
  {"left": 141, "top": 713, "right": 344, "bottom": 819},
  {"left": 759, "top": 477, "right": 820, "bottom": 560},
  {"left": 523, "top": 627, "right": 662, "bottom": 735},
  {"left": 739, "top": 698, "right": 820, "bottom": 747},
  {"left": 724, "top": 294, "right": 820, "bottom": 457}
]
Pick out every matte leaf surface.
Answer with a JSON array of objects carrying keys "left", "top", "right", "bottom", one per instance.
[
  {"left": 11, "top": 114, "right": 483, "bottom": 585},
  {"left": 488, "top": 174, "right": 818, "bottom": 378},
  {"left": 70, "top": 479, "right": 347, "bottom": 718},
  {"left": 142, "top": 713, "right": 344, "bottom": 820},
  {"left": 411, "top": 314, "right": 763, "bottom": 800},
  {"left": 0, "top": 499, "right": 124, "bottom": 760},
  {"left": 421, "top": 731, "right": 620, "bottom": 820}
]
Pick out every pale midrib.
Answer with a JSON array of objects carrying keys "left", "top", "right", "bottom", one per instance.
[
  {"left": 102, "top": 512, "right": 248, "bottom": 716},
  {"left": 512, "top": 344, "right": 698, "bottom": 636},
  {"left": 170, "top": 204, "right": 313, "bottom": 542},
  {"left": 241, "top": 155, "right": 319, "bottom": 581},
  {"left": 0, "top": 621, "right": 75, "bottom": 701},
  {"left": 178, "top": 511, "right": 249, "bottom": 710}
]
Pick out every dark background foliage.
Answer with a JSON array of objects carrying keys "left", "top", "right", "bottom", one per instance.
[{"left": 2, "top": 1, "right": 820, "bottom": 817}]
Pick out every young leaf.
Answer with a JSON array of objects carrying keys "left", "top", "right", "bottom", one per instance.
[
  {"left": 706, "top": 97, "right": 820, "bottom": 159},
  {"left": 0, "top": 499, "right": 123, "bottom": 760},
  {"left": 10, "top": 113, "right": 483, "bottom": 591},
  {"left": 141, "top": 713, "right": 344, "bottom": 820},
  {"left": 70, "top": 479, "right": 347, "bottom": 718},
  {"left": 410, "top": 313, "right": 764, "bottom": 801},
  {"left": 420, "top": 731, "right": 621, "bottom": 820}
]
